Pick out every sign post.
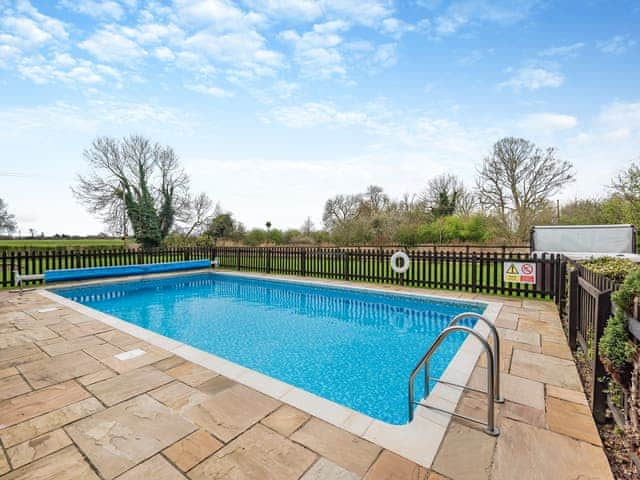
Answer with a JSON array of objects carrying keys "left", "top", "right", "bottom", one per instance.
[{"left": 503, "top": 261, "right": 537, "bottom": 284}]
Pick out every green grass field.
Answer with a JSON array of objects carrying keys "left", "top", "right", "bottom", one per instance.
[{"left": 0, "top": 239, "right": 126, "bottom": 248}]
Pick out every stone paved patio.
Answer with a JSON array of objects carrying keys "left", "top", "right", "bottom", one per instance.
[{"left": 0, "top": 279, "right": 614, "bottom": 479}]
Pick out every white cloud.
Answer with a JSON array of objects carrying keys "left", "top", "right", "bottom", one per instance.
[
  {"left": 174, "top": 0, "right": 266, "bottom": 32},
  {"left": 539, "top": 42, "right": 584, "bottom": 58},
  {"left": 597, "top": 101, "right": 640, "bottom": 140},
  {"left": 80, "top": 27, "right": 147, "bottom": 63},
  {"left": 187, "top": 83, "right": 233, "bottom": 97},
  {"left": 501, "top": 66, "right": 564, "bottom": 91},
  {"left": 518, "top": 112, "right": 578, "bottom": 133},
  {"left": 60, "top": 0, "right": 127, "bottom": 20},
  {"left": 597, "top": 34, "right": 636, "bottom": 55}
]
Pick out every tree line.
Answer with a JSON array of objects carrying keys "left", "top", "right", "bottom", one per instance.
[{"left": 1, "top": 135, "right": 637, "bottom": 247}]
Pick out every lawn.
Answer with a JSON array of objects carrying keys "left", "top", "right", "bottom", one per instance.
[{"left": 0, "top": 239, "right": 126, "bottom": 249}]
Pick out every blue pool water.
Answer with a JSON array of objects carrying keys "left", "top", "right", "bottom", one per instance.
[{"left": 53, "top": 273, "right": 485, "bottom": 424}]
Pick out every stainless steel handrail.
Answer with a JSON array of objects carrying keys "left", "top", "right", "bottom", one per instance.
[
  {"left": 407, "top": 324, "right": 500, "bottom": 436},
  {"left": 449, "top": 313, "right": 504, "bottom": 403}
]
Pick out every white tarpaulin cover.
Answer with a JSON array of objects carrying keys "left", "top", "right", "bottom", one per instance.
[{"left": 531, "top": 224, "right": 636, "bottom": 254}]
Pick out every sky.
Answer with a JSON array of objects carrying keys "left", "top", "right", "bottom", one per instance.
[{"left": 0, "top": 0, "right": 639, "bottom": 236}]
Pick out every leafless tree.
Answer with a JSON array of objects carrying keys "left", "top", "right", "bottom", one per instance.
[
  {"left": 322, "top": 194, "right": 362, "bottom": 229},
  {"left": 301, "top": 216, "right": 314, "bottom": 235},
  {"left": 181, "top": 192, "right": 214, "bottom": 236},
  {"left": 476, "top": 137, "right": 574, "bottom": 241},
  {"left": 362, "top": 185, "right": 389, "bottom": 213},
  {"left": 0, "top": 198, "right": 17, "bottom": 233}
]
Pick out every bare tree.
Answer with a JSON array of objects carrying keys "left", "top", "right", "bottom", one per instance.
[
  {"left": 362, "top": 185, "right": 389, "bottom": 213},
  {"left": 182, "top": 192, "right": 214, "bottom": 237},
  {"left": 422, "top": 174, "right": 466, "bottom": 217},
  {"left": 301, "top": 216, "right": 314, "bottom": 235},
  {"left": 72, "top": 135, "right": 191, "bottom": 247},
  {"left": 322, "top": 194, "right": 362, "bottom": 229},
  {"left": 476, "top": 137, "right": 574, "bottom": 241},
  {"left": 0, "top": 198, "right": 17, "bottom": 233},
  {"left": 611, "top": 160, "right": 640, "bottom": 201}
]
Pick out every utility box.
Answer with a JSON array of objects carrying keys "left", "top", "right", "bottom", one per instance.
[{"left": 530, "top": 224, "right": 637, "bottom": 260}]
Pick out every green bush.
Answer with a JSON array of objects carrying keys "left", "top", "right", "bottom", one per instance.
[
  {"left": 599, "top": 311, "right": 635, "bottom": 368},
  {"left": 612, "top": 267, "right": 640, "bottom": 312},
  {"left": 583, "top": 257, "right": 639, "bottom": 283}
]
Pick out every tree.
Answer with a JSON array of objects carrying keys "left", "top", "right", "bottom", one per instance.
[
  {"left": 265, "top": 221, "right": 272, "bottom": 231},
  {"left": 205, "top": 212, "right": 236, "bottom": 243},
  {"left": 362, "top": 185, "right": 388, "bottom": 213},
  {"left": 322, "top": 194, "right": 362, "bottom": 229},
  {"left": 476, "top": 137, "right": 574, "bottom": 241},
  {"left": 0, "top": 199, "right": 17, "bottom": 234},
  {"left": 301, "top": 217, "right": 314, "bottom": 235},
  {"left": 182, "top": 193, "right": 214, "bottom": 237},
  {"left": 423, "top": 174, "right": 466, "bottom": 217},
  {"left": 72, "top": 135, "right": 190, "bottom": 248}
]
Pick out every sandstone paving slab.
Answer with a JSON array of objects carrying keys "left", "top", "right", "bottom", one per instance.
[
  {"left": 497, "top": 327, "right": 540, "bottom": 346},
  {"left": 83, "top": 342, "right": 123, "bottom": 360},
  {"left": 0, "top": 374, "right": 31, "bottom": 401},
  {"left": 116, "top": 455, "right": 186, "bottom": 480},
  {"left": 541, "top": 337, "right": 573, "bottom": 360},
  {"left": 0, "top": 367, "right": 18, "bottom": 379},
  {"left": 510, "top": 349, "right": 582, "bottom": 390},
  {"left": 167, "top": 361, "right": 218, "bottom": 387},
  {"left": 38, "top": 335, "right": 105, "bottom": 356},
  {"left": 185, "top": 384, "right": 280, "bottom": 442},
  {"left": 546, "top": 384, "right": 588, "bottom": 406},
  {"left": 49, "top": 321, "right": 112, "bottom": 340},
  {"left": 494, "top": 313, "right": 518, "bottom": 330},
  {"left": 6, "top": 428, "right": 72, "bottom": 469},
  {"left": 301, "top": 457, "right": 359, "bottom": 480},
  {"left": 0, "top": 449, "right": 9, "bottom": 475},
  {"left": 188, "top": 423, "right": 316, "bottom": 480},
  {"left": 87, "top": 365, "right": 173, "bottom": 406},
  {"left": 163, "top": 429, "right": 223, "bottom": 472},
  {"left": 66, "top": 394, "right": 196, "bottom": 479},
  {"left": 0, "top": 380, "right": 90, "bottom": 429},
  {"left": 78, "top": 368, "right": 116, "bottom": 386},
  {"left": 546, "top": 396, "right": 602, "bottom": 446},
  {"left": 152, "top": 356, "right": 187, "bottom": 372},
  {"left": 0, "top": 328, "right": 58, "bottom": 349},
  {"left": 0, "top": 397, "right": 104, "bottom": 447},
  {"left": 290, "top": 418, "right": 381, "bottom": 476},
  {"left": 17, "top": 350, "right": 104, "bottom": 389},
  {"left": 261, "top": 404, "right": 310, "bottom": 437},
  {"left": 491, "top": 418, "right": 613, "bottom": 480},
  {"left": 99, "top": 341, "right": 172, "bottom": 373},
  {"left": 149, "top": 381, "right": 209, "bottom": 413},
  {"left": 432, "top": 420, "right": 496, "bottom": 480},
  {"left": 196, "top": 375, "right": 237, "bottom": 396},
  {"left": 0, "top": 445, "right": 100, "bottom": 480},
  {"left": 97, "top": 330, "right": 140, "bottom": 348},
  {"left": 468, "top": 366, "right": 545, "bottom": 410},
  {"left": 363, "top": 450, "right": 429, "bottom": 480},
  {"left": 517, "top": 318, "right": 565, "bottom": 337},
  {"left": 0, "top": 344, "right": 47, "bottom": 370}
]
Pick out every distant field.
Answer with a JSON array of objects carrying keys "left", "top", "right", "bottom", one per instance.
[{"left": 0, "top": 239, "right": 126, "bottom": 248}]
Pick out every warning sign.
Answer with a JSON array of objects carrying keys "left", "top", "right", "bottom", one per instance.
[{"left": 503, "top": 262, "right": 536, "bottom": 284}]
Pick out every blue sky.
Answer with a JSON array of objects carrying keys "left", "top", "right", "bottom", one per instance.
[{"left": 1, "top": 0, "right": 639, "bottom": 235}]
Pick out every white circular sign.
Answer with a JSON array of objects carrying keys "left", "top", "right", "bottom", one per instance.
[{"left": 390, "top": 251, "right": 410, "bottom": 274}]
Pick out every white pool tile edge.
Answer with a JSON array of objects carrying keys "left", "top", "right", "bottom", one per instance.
[{"left": 38, "top": 273, "right": 502, "bottom": 468}]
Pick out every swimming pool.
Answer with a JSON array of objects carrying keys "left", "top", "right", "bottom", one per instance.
[{"left": 53, "top": 272, "right": 486, "bottom": 425}]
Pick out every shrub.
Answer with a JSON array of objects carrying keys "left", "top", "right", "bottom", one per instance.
[
  {"left": 600, "top": 311, "right": 635, "bottom": 368},
  {"left": 583, "top": 257, "right": 639, "bottom": 283},
  {"left": 612, "top": 268, "right": 640, "bottom": 313}
]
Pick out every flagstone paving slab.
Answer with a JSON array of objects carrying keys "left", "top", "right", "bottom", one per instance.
[
  {"left": 0, "top": 449, "right": 9, "bottom": 476},
  {"left": 6, "top": 428, "right": 72, "bottom": 469},
  {"left": 117, "top": 455, "right": 186, "bottom": 480},
  {"left": 491, "top": 418, "right": 612, "bottom": 480},
  {"left": 65, "top": 394, "right": 197, "bottom": 479},
  {"left": 87, "top": 365, "right": 173, "bottom": 406},
  {"left": 163, "top": 429, "right": 223, "bottom": 472},
  {"left": 149, "top": 381, "right": 209, "bottom": 414},
  {"left": 546, "top": 384, "right": 589, "bottom": 405},
  {"left": 167, "top": 361, "right": 218, "bottom": 387},
  {"left": 301, "top": 457, "right": 359, "bottom": 480},
  {"left": 188, "top": 424, "right": 316, "bottom": 480},
  {"left": 0, "top": 380, "right": 90, "bottom": 429},
  {"left": 262, "top": 405, "right": 311, "bottom": 437},
  {"left": 0, "top": 375, "right": 31, "bottom": 401},
  {"left": 17, "top": 350, "right": 104, "bottom": 389},
  {"left": 509, "top": 349, "right": 582, "bottom": 390},
  {"left": 432, "top": 421, "right": 496, "bottom": 480},
  {"left": 290, "top": 418, "right": 381, "bottom": 476},
  {"left": 546, "top": 396, "right": 602, "bottom": 446},
  {"left": 0, "top": 397, "right": 104, "bottom": 447},
  {"left": 38, "top": 335, "right": 105, "bottom": 356},
  {"left": 364, "top": 450, "right": 429, "bottom": 480},
  {"left": 196, "top": 375, "right": 237, "bottom": 396},
  {"left": 184, "top": 384, "right": 280, "bottom": 442},
  {"left": 99, "top": 341, "right": 173, "bottom": 373},
  {"left": 0, "top": 445, "right": 100, "bottom": 480},
  {"left": 78, "top": 368, "right": 116, "bottom": 386}
]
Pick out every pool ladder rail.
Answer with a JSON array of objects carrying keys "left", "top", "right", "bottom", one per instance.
[{"left": 408, "top": 313, "right": 504, "bottom": 436}]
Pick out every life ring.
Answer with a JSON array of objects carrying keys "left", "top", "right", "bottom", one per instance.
[{"left": 390, "top": 251, "right": 410, "bottom": 274}]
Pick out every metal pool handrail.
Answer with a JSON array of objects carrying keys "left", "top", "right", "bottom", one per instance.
[
  {"left": 407, "top": 323, "right": 500, "bottom": 436},
  {"left": 449, "top": 312, "right": 504, "bottom": 404}
]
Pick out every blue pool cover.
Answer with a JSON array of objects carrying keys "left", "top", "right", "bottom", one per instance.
[
  {"left": 44, "top": 259, "right": 210, "bottom": 283},
  {"left": 53, "top": 272, "right": 485, "bottom": 424}
]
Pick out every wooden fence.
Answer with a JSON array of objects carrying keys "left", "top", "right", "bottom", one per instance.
[
  {"left": 3, "top": 245, "right": 564, "bottom": 300},
  {"left": 566, "top": 260, "right": 620, "bottom": 422}
]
